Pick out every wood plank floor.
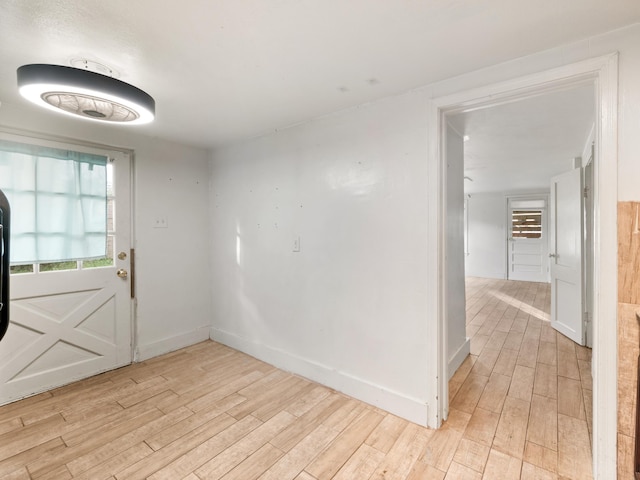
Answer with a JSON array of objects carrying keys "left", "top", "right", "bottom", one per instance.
[
  {"left": 452, "top": 277, "right": 593, "bottom": 480},
  {"left": 0, "top": 277, "right": 592, "bottom": 479}
]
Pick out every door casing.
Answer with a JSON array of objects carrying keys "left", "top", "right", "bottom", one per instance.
[{"left": 427, "top": 54, "right": 618, "bottom": 478}]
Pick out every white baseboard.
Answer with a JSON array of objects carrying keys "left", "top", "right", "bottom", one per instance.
[
  {"left": 448, "top": 337, "right": 471, "bottom": 379},
  {"left": 136, "top": 326, "right": 210, "bottom": 361},
  {"left": 464, "top": 270, "right": 506, "bottom": 280},
  {"left": 210, "top": 327, "right": 430, "bottom": 426}
]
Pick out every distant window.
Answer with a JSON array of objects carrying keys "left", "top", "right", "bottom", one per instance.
[{"left": 512, "top": 210, "right": 542, "bottom": 239}]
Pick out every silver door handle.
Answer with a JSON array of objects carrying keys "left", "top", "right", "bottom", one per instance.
[{"left": 549, "top": 253, "right": 557, "bottom": 258}]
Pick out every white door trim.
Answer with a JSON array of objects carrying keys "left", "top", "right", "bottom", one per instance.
[{"left": 426, "top": 53, "right": 618, "bottom": 478}]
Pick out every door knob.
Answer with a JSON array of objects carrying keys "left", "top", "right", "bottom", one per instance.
[
  {"left": 117, "top": 269, "right": 128, "bottom": 279},
  {"left": 549, "top": 253, "right": 557, "bottom": 258}
]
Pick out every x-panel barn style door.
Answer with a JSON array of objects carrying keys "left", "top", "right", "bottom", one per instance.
[{"left": 0, "top": 134, "right": 132, "bottom": 405}]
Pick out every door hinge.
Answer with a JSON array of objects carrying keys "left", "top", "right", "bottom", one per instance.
[{"left": 583, "top": 186, "right": 589, "bottom": 198}]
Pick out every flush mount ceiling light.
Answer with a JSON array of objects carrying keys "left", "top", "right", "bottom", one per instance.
[{"left": 17, "top": 64, "right": 155, "bottom": 124}]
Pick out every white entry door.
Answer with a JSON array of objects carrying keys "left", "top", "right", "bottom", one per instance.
[
  {"left": 0, "top": 135, "right": 132, "bottom": 404},
  {"left": 549, "top": 167, "right": 584, "bottom": 345},
  {"left": 507, "top": 197, "right": 548, "bottom": 283}
]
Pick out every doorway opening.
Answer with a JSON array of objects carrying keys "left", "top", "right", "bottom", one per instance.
[{"left": 427, "top": 54, "right": 618, "bottom": 478}]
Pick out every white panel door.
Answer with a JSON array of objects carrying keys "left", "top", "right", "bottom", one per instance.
[
  {"left": 507, "top": 203, "right": 547, "bottom": 283},
  {"left": 508, "top": 235, "right": 546, "bottom": 282},
  {"left": 0, "top": 138, "right": 132, "bottom": 404},
  {"left": 549, "top": 168, "right": 584, "bottom": 345}
]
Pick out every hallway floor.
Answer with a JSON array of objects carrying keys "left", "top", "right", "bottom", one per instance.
[
  {"left": 448, "top": 277, "right": 593, "bottom": 479},
  {"left": 0, "top": 278, "right": 592, "bottom": 479}
]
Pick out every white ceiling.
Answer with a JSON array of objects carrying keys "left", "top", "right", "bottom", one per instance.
[
  {"left": 449, "top": 83, "right": 595, "bottom": 194},
  {"left": 0, "top": 1, "right": 638, "bottom": 149}
]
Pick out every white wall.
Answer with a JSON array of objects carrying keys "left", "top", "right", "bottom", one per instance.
[
  {"left": 209, "top": 24, "right": 640, "bottom": 426},
  {"left": 0, "top": 101, "right": 212, "bottom": 359},
  {"left": 465, "top": 193, "right": 507, "bottom": 279},
  {"left": 210, "top": 93, "right": 432, "bottom": 423},
  {"left": 133, "top": 140, "right": 212, "bottom": 359},
  {"left": 446, "top": 126, "right": 468, "bottom": 377}
]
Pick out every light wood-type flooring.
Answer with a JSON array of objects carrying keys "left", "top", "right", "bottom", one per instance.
[{"left": 0, "top": 277, "right": 592, "bottom": 479}]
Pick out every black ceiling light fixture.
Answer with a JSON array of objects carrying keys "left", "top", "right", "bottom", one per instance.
[{"left": 17, "top": 63, "right": 155, "bottom": 124}]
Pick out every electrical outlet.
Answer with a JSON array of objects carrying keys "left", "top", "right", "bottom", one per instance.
[{"left": 153, "top": 217, "right": 168, "bottom": 228}]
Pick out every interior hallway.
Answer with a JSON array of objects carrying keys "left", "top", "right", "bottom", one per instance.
[{"left": 0, "top": 278, "right": 592, "bottom": 479}]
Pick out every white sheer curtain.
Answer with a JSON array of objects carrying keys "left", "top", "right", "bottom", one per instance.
[{"left": 0, "top": 139, "right": 107, "bottom": 264}]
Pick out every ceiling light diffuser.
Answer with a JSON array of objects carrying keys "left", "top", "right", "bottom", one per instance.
[{"left": 17, "top": 64, "right": 155, "bottom": 124}]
